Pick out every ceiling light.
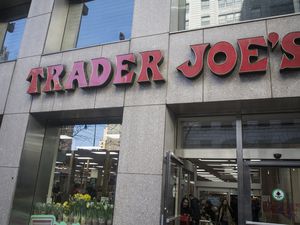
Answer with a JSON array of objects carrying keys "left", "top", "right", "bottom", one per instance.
[
  {"left": 60, "top": 135, "right": 72, "bottom": 139},
  {"left": 76, "top": 157, "right": 93, "bottom": 160},
  {"left": 92, "top": 152, "right": 106, "bottom": 155},
  {"left": 109, "top": 152, "right": 118, "bottom": 155}
]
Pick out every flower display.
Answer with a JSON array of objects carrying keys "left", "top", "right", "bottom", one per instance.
[{"left": 33, "top": 193, "right": 113, "bottom": 225}]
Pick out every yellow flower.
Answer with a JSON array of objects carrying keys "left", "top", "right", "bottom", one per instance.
[
  {"left": 63, "top": 201, "right": 69, "bottom": 208},
  {"left": 83, "top": 194, "right": 91, "bottom": 201}
]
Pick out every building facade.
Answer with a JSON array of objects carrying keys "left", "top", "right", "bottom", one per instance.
[{"left": 1, "top": 0, "right": 300, "bottom": 225}]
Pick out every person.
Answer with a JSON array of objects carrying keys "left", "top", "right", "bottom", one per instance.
[
  {"left": 189, "top": 194, "right": 201, "bottom": 225},
  {"left": 180, "top": 197, "right": 191, "bottom": 225},
  {"left": 204, "top": 200, "right": 216, "bottom": 223},
  {"left": 252, "top": 198, "right": 261, "bottom": 222},
  {"left": 218, "top": 199, "right": 234, "bottom": 225}
]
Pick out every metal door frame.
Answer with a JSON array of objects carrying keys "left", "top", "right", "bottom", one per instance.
[{"left": 163, "top": 151, "right": 197, "bottom": 225}]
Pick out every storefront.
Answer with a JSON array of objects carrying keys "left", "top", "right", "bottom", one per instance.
[{"left": 0, "top": 0, "right": 300, "bottom": 225}]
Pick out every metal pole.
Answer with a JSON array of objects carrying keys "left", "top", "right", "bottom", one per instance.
[{"left": 236, "top": 117, "right": 245, "bottom": 225}]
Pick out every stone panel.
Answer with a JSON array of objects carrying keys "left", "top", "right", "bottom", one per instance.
[
  {"left": 0, "top": 113, "right": 29, "bottom": 167},
  {"left": 0, "top": 167, "right": 18, "bottom": 225},
  {"left": 267, "top": 15, "right": 300, "bottom": 98},
  {"left": 167, "top": 30, "right": 204, "bottom": 104},
  {"left": 113, "top": 173, "right": 162, "bottom": 225},
  {"left": 5, "top": 56, "right": 40, "bottom": 114},
  {"left": 125, "top": 34, "right": 169, "bottom": 106},
  {"left": 131, "top": 0, "right": 171, "bottom": 38},
  {"left": 52, "top": 46, "right": 102, "bottom": 111},
  {"left": 94, "top": 41, "right": 129, "bottom": 109},
  {"left": 203, "top": 21, "right": 271, "bottom": 102},
  {"left": 28, "top": 0, "right": 54, "bottom": 18},
  {"left": 0, "top": 62, "right": 15, "bottom": 114},
  {"left": 31, "top": 53, "right": 63, "bottom": 112},
  {"left": 18, "top": 14, "right": 51, "bottom": 58},
  {"left": 118, "top": 105, "right": 166, "bottom": 175}
]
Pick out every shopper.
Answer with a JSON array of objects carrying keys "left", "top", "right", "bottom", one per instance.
[
  {"left": 189, "top": 194, "right": 201, "bottom": 225},
  {"left": 218, "top": 199, "right": 234, "bottom": 225},
  {"left": 181, "top": 197, "right": 191, "bottom": 225}
]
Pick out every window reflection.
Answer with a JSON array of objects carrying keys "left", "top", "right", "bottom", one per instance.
[
  {"left": 172, "top": 0, "right": 300, "bottom": 31},
  {"left": 181, "top": 118, "right": 236, "bottom": 148},
  {"left": 76, "top": 0, "right": 134, "bottom": 48},
  {"left": 242, "top": 115, "right": 300, "bottom": 148},
  {"left": 0, "top": 18, "right": 26, "bottom": 62}
]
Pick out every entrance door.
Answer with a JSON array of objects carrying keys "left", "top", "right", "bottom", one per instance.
[
  {"left": 163, "top": 152, "right": 195, "bottom": 225},
  {"left": 245, "top": 160, "right": 300, "bottom": 225}
]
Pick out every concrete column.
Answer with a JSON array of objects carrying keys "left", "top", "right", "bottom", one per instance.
[
  {"left": 44, "top": 0, "right": 69, "bottom": 53},
  {"left": 18, "top": 0, "right": 54, "bottom": 58},
  {"left": 0, "top": 113, "right": 30, "bottom": 225},
  {"left": 131, "top": 0, "right": 171, "bottom": 38},
  {"left": 61, "top": 4, "right": 85, "bottom": 51},
  {"left": 113, "top": 105, "right": 167, "bottom": 225}
]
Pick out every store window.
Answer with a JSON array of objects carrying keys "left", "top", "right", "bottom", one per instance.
[
  {"left": 31, "top": 123, "right": 121, "bottom": 224},
  {"left": 44, "top": 0, "right": 134, "bottom": 53},
  {"left": 242, "top": 114, "right": 300, "bottom": 148},
  {"left": 171, "top": 0, "right": 300, "bottom": 31},
  {"left": 179, "top": 117, "right": 236, "bottom": 149}
]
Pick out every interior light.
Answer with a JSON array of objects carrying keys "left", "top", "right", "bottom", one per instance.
[
  {"left": 200, "top": 159, "right": 229, "bottom": 162},
  {"left": 60, "top": 135, "right": 72, "bottom": 139},
  {"left": 92, "top": 152, "right": 106, "bottom": 155},
  {"left": 250, "top": 159, "right": 261, "bottom": 162},
  {"left": 109, "top": 152, "right": 118, "bottom": 155},
  {"left": 76, "top": 157, "right": 93, "bottom": 160}
]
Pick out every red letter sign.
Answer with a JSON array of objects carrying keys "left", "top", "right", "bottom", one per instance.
[
  {"left": 177, "top": 44, "right": 210, "bottom": 79},
  {"left": 65, "top": 61, "right": 88, "bottom": 90},
  {"left": 280, "top": 32, "right": 300, "bottom": 71},
  {"left": 43, "top": 65, "right": 65, "bottom": 92},
  {"left": 89, "top": 58, "right": 113, "bottom": 87},
  {"left": 27, "top": 67, "right": 45, "bottom": 94},
  {"left": 238, "top": 36, "right": 268, "bottom": 74},
  {"left": 207, "top": 41, "right": 237, "bottom": 76},
  {"left": 113, "top": 53, "right": 136, "bottom": 85},
  {"left": 137, "top": 50, "right": 165, "bottom": 83}
]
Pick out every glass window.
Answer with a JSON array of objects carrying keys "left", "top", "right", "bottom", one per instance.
[
  {"left": 0, "top": 18, "right": 26, "bottom": 62},
  {"left": 45, "top": 0, "right": 134, "bottom": 53},
  {"left": 242, "top": 114, "right": 300, "bottom": 148},
  {"left": 201, "top": 0, "right": 210, "bottom": 10},
  {"left": 201, "top": 16, "right": 210, "bottom": 26},
  {"left": 171, "top": 0, "right": 300, "bottom": 31},
  {"left": 76, "top": 0, "right": 134, "bottom": 48},
  {"left": 180, "top": 117, "right": 236, "bottom": 149},
  {"left": 32, "top": 123, "right": 121, "bottom": 224},
  {"left": 250, "top": 167, "right": 300, "bottom": 224}
]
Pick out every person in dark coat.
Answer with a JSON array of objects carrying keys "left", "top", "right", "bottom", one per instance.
[
  {"left": 189, "top": 194, "right": 201, "bottom": 225},
  {"left": 181, "top": 197, "right": 192, "bottom": 225}
]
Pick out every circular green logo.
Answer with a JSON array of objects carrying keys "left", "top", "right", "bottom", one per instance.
[{"left": 272, "top": 188, "right": 285, "bottom": 201}]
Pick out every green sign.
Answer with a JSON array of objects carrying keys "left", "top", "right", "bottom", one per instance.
[{"left": 272, "top": 188, "right": 285, "bottom": 201}]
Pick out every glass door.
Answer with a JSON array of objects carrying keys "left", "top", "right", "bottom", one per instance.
[
  {"left": 245, "top": 161, "right": 300, "bottom": 225},
  {"left": 163, "top": 152, "right": 194, "bottom": 225}
]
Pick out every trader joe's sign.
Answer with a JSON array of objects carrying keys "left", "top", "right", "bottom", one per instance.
[{"left": 27, "top": 31, "right": 300, "bottom": 95}]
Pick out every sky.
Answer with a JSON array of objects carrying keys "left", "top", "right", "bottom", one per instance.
[{"left": 76, "top": 0, "right": 134, "bottom": 48}]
